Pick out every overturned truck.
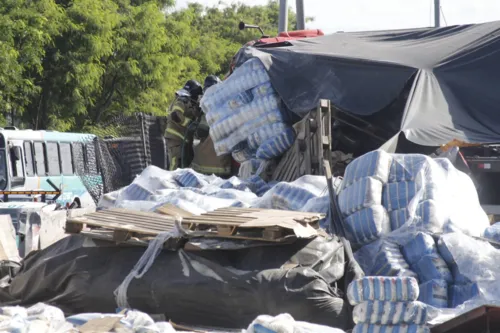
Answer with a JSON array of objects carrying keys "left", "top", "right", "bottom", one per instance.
[{"left": 208, "top": 21, "right": 500, "bottom": 200}]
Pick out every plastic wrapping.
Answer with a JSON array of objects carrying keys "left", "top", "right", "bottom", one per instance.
[
  {"left": 418, "top": 279, "right": 448, "bottom": 308},
  {"left": 245, "top": 314, "right": 346, "bottom": 333},
  {"left": 200, "top": 58, "right": 295, "bottom": 177},
  {"left": 482, "top": 222, "right": 500, "bottom": 243},
  {"left": 414, "top": 254, "right": 452, "bottom": 283},
  {"left": 253, "top": 175, "right": 328, "bottom": 211},
  {"left": 0, "top": 303, "right": 74, "bottom": 333},
  {"left": 347, "top": 277, "right": 420, "bottom": 305},
  {"left": 102, "top": 167, "right": 340, "bottom": 217},
  {"left": 401, "top": 232, "right": 437, "bottom": 266},
  {"left": 3, "top": 234, "right": 358, "bottom": 330},
  {"left": 339, "top": 151, "right": 489, "bottom": 249},
  {"left": 352, "top": 323, "right": 430, "bottom": 333},
  {"left": 370, "top": 241, "right": 417, "bottom": 278},
  {"left": 341, "top": 149, "right": 490, "bottom": 313},
  {"left": 352, "top": 301, "right": 429, "bottom": 325}
]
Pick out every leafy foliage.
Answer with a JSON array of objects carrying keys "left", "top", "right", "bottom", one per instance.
[{"left": 0, "top": 0, "right": 307, "bottom": 132}]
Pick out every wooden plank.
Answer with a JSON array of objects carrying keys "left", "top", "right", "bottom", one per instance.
[
  {"left": 91, "top": 209, "right": 176, "bottom": 224},
  {"left": 155, "top": 204, "right": 194, "bottom": 218},
  {"left": 70, "top": 215, "right": 172, "bottom": 233},
  {"left": 78, "top": 316, "right": 122, "bottom": 333},
  {"left": 66, "top": 218, "right": 163, "bottom": 236},
  {"left": 78, "top": 212, "right": 176, "bottom": 229}
]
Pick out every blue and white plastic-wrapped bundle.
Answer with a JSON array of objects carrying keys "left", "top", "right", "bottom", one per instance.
[
  {"left": 342, "top": 150, "right": 490, "bottom": 312},
  {"left": 418, "top": 279, "right": 448, "bottom": 309},
  {"left": 200, "top": 58, "right": 296, "bottom": 177},
  {"left": 402, "top": 232, "right": 438, "bottom": 266},
  {"left": 415, "top": 254, "right": 452, "bottom": 284},
  {"left": 370, "top": 241, "right": 417, "bottom": 279},
  {"left": 254, "top": 175, "right": 329, "bottom": 212},
  {"left": 347, "top": 277, "right": 420, "bottom": 305},
  {"left": 339, "top": 151, "right": 489, "bottom": 247},
  {"left": 348, "top": 277, "right": 430, "bottom": 333},
  {"left": 353, "top": 300, "right": 429, "bottom": 325},
  {"left": 339, "top": 151, "right": 392, "bottom": 245},
  {"left": 352, "top": 323, "right": 430, "bottom": 333}
]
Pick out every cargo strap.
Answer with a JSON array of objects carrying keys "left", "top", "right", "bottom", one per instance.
[{"left": 114, "top": 220, "right": 183, "bottom": 309}]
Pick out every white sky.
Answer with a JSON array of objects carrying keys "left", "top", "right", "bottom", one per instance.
[{"left": 175, "top": 0, "right": 500, "bottom": 34}]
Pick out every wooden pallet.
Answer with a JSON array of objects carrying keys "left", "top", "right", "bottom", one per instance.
[{"left": 67, "top": 207, "right": 324, "bottom": 243}]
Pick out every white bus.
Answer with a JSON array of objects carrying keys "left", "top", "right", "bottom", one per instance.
[{"left": 0, "top": 128, "right": 102, "bottom": 208}]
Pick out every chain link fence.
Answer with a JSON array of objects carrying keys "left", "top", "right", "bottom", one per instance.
[{"left": 76, "top": 113, "right": 168, "bottom": 204}]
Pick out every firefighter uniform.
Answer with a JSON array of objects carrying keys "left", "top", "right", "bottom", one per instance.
[
  {"left": 166, "top": 77, "right": 232, "bottom": 177},
  {"left": 165, "top": 95, "right": 198, "bottom": 170}
]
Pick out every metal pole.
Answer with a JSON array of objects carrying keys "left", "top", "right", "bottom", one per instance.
[
  {"left": 278, "top": 0, "right": 289, "bottom": 33},
  {"left": 296, "top": 0, "right": 305, "bottom": 30},
  {"left": 434, "top": 0, "right": 440, "bottom": 27}
]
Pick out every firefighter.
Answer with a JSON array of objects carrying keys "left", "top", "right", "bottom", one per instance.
[
  {"left": 189, "top": 75, "right": 232, "bottom": 177},
  {"left": 165, "top": 80, "right": 203, "bottom": 170}
]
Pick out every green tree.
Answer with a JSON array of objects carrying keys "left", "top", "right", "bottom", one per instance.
[
  {"left": 0, "top": 0, "right": 64, "bottom": 127},
  {"left": 0, "top": 0, "right": 308, "bottom": 132},
  {"left": 165, "top": 0, "right": 314, "bottom": 80}
]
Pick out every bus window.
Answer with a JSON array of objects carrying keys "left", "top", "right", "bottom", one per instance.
[
  {"left": 33, "top": 142, "right": 46, "bottom": 175},
  {"left": 59, "top": 143, "right": 73, "bottom": 175},
  {"left": 9, "top": 146, "right": 23, "bottom": 179},
  {"left": 46, "top": 142, "right": 60, "bottom": 176},
  {"left": 71, "top": 142, "right": 84, "bottom": 174},
  {"left": 23, "top": 142, "right": 35, "bottom": 176}
]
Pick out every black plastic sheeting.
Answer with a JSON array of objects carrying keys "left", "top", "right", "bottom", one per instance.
[
  {"left": 238, "top": 21, "right": 500, "bottom": 147},
  {"left": 0, "top": 234, "right": 363, "bottom": 330}
]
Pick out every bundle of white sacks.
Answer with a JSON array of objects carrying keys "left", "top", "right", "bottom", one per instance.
[
  {"left": 338, "top": 150, "right": 488, "bottom": 245},
  {"left": 348, "top": 276, "right": 431, "bottom": 333},
  {"left": 339, "top": 150, "right": 489, "bottom": 310},
  {"left": 200, "top": 58, "right": 296, "bottom": 176}
]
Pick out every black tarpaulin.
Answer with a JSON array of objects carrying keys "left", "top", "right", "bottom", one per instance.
[
  {"left": 1, "top": 235, "right": 363, "bottom": 330},
  {"left": 240, "top": 21, "right": 500, "bottom": 147}
]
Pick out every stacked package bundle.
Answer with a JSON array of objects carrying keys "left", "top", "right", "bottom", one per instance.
[
  {"left": 339, "top": 151, "right": 489, "bottom": 247},
  {"left": 348, "top": 277, "right": 430, "bottom": 333},
  {"left": 339, "top": 151, "right": 392, "bottom": 245},
  {"left": 200, "top": 59, "right": 296, "bottom": 176}
]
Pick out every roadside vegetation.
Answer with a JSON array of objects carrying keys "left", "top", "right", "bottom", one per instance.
[{"left": 0, "top": 0, "right": 306, "bottom": 132}]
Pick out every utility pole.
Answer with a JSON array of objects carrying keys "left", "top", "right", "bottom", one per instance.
[
  {"left": 296, "top": 0, "right": 305, "bottom": 30},
  {"left": 278, "top": 0, "right": 289, "bottom": 33},
  {"left": 434, "top": 0, "right": 440, "bottom": 27}
]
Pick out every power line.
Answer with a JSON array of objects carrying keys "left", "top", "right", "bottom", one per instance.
[{"left": 440, "top": 5, "right": 448, "bottom": 26}]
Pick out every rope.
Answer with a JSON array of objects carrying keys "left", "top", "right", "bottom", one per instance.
[{"left": 114, "top": 217, "right": 183, "bottom": 309}]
